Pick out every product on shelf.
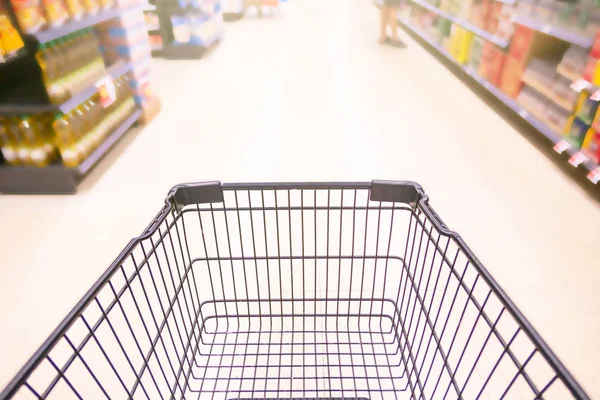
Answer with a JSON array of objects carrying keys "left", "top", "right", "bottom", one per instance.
[
  {"left": 149, "top": 32, "right": 161, "bottom": 49},
  {"left": 0, "top": 14, "right": 25, "bottom": 55},
  {"left": 65, "top": 0, "right": 85, "bottom": 20},
  {"left": 566, "top": 117, "right": 592, "bottom": 147},
  {"left": 468, "top": 36, "right": 483, "bottom": 69},
  {"left": 487, "top": 46, "right": 506, "bottom": 86},
  {"left": 97, "top": 9, "right": 151, "bottom": 63},
  {"left": 83, "top": 0, "right": 100, "bottom": 15},
  {"left": 500, "top": 54, "right": 526, "bottom": 97},
  {"left": 582, "top": 128, "right": 600, "bottom": 162},
  {"left": 546, "top": 103, "right": 572, "bottom": 132},
  {"left": 36, "top": 29, "right": 107, "bottom": 104},
  {"left": 558, "top": 45, "right": 588, "bottom": 81},
  {"left": 510, "top": 25, "right": 569, "bottom": 63},
  {"left": 515, "top": 0, "right": 599, "bottom": 36},
  {"left": 10, "top": 0, "right": 47, "bottom": 33},
  {"left": 42, "top": 0, "right": 70, "bottom": 27},
  {"left": 576, "top": 92, "right": 600, "bottom": 124},
  {"left": 144, "top": 9, "right": 159, "bottom": 29},
  {"left": 0, "top": 114, "right": 57, "bottom": 167},
  {"left": 51, "top": 74, "right": 135, "bottom": 167}
]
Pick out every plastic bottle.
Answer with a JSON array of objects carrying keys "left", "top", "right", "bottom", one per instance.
[
  {"left": 10, "top": 0, "right": 46, "bottom": 33},
  {"left": 65, "top": 0, "right": 84, "bottom": 20},
  {"left": 19, "top": 115, "right": 49, "bottom": 167},
  {"left": 83, "top": 0, "right": 99, "bottom": 15},
  {"left": 0, "top": 119, "right": 19, "bottom": 166},
  {"left": 45, "top": 41, "right": 69, "bottom": 104},
  {"left": 52, "top": 113, "right": 79, "bottom": 167},
  {"left": 0, "top": 14, "right": 25, "bottom": 53},
  {"left": 42, "top": 0, "right": 69, "bottom": 27}
]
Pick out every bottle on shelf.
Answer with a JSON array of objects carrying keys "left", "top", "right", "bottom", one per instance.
[
  {"left": 0, "top": 14, "right": 25, "bottom": 54},
  {"left": 18, "top": 115, "right": 49, "bottom": 167},
  {"left": 65, "top": 0, "right": 84, "bottom": 20},
  {"left": 83, "top": 0, "right": 100, "bottom": 16},
  {"left": 42, "top": 0, "right": 70, "bottom": 27},
  {"left": 0, "top": 119, "right": 19, "bottom": 166},
  {"left": 10, "top": 0, "right": 46, "bottom": 34},
  {"left": 52, "top": 113, "right": 80, "bottom": 167}
]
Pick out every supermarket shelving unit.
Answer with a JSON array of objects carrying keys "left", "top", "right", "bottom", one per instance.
[
  {"left": 156, "top": 0, "right": 223, "bottom": 60},
  {"left": 142, "top": 2, "right": 163, "bottom": 55},
  {"left": 34, "top": 9, "right": 122, "bottom": 43},
  {"left": 511, "top": 15, "right": 593, "bottom": 49},
  {"left": 0, "top": 6, "right": 144, "bottom": 194},
  {"left": 0, "top": 109, "right": 141, "bottom": 193},
  {"left": 396, "top": 15, "right": 600, "bottom": 184},
  {"left": 387, "top": 0, "right": 600, "bottom": 185},
  {"left": 410, "top": 0, "right": 509, "bottom": 47},
  {"left": 0, "top": 61, "right": 132, "bottom": 115}
]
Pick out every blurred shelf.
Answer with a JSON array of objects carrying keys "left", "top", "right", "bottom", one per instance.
[
  {"left": 410, "top": 0, "right": 509, "bottom": 47},
  {"left": 0, "top": 108, "right": 141, "bottom": 194},
  {"left": 142, "top": 3, "right": 156, "bottom": 10},
  {"left": 0, "top": 61, "right": 132, "bottom": 115},
  {"left": 512, "top": 15, "right": 593, "bottom": 48},
  {"left": 34, "top": 9, "right": 121, "bottom": 44},
  {"left": 398, "top": 16, "right": 600, "bottom": 180},
  {"left": 521, "top": 73, "right": 578, "bottom": 112},
  {"left": 556, "top": 63, "right": 583, "bottom": 82}
]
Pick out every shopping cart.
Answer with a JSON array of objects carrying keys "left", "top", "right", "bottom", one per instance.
[{"left": 0, "top": 181, "right": 589, "bottom": 399}]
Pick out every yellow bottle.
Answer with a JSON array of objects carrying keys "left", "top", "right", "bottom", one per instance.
[
  {"left": 52, "top": 113, "right": 79, "bottom": 167},
  {"left": 19, "top": 115, "right": 48, "bottom": 167},
  {"left": 0, "top": 119, "right": 19, "bottom": 165},
  {"left": 45, "top": 41, "right": 69, "bottom": 104},
  {"left": 0, "top": 14, "right": 25, "bottom": 53},
  {"left": 65, "top": 0, "right": 84, "bottom": 20},
  {"left": 35, "top": 114, "right": 57, "bottom": 163}
]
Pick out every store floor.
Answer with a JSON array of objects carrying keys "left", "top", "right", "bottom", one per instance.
[{"left": 1, "top": 0, "right": 599, "bottom": 397}]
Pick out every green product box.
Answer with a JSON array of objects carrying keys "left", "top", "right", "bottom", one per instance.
[
  {"left": 567, "top": 117, "right": 591, "bottom": 149},
  {"left": 437, "top": 17, "right": 452, "bottom": 39},
  {"left": 469, "top": 37, "right": 484, "bottom": 69}
]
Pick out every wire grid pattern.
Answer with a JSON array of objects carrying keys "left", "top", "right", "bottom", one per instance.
[{"left": 4, "top": 184, "right": 582, "bottom": 400}]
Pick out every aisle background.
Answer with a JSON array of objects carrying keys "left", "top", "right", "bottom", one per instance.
[{"left": 0, "top": 0, "right": 599, "bottom": 396}]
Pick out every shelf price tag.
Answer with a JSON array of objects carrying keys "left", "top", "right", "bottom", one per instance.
[
  {"left": 96, "top": 76, "right": 117, "bottom": 108},
  {"left": 587, "top": 167, "right": 600, "bottom": 184},
  {"left": 570, "top": 79, "right": 591, "bottom": 93},
  {"left": 568, "top": 152, "right": 587, "bottom": 167},
  {"left": 590, "top": 89, "right": 600, "bottom": 101},
  {"left": 553, "top": 140, "right": 571, "bottom": 154}
]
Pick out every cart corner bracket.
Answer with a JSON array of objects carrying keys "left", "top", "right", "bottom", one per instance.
[
  {"left": 170, "top": 181, "right": 224, "bottom": 211},
  {"left": 370, "top": 180, "right": 424, "bottom": 207}
]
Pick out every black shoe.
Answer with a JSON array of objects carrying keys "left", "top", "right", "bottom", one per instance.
[{"left": 389, "top": 39, "right": 406, "bottom": 48}]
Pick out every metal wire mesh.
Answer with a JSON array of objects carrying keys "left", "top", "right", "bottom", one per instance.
[{"left": 1, "top": 182, "right": 588, "bottom": 400}]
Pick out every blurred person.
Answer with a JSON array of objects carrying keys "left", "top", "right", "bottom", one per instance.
[{"left": 378, "top": 0, "right": 405, "bottom": 47}]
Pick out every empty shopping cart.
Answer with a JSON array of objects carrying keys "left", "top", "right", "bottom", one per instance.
[{"left": 0, "top": 181, "right": 589, "bottom": 399}]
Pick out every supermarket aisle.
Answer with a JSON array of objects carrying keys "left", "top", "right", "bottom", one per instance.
[{"left": 0, "top": 0, "right": 599, "bottom": 396}]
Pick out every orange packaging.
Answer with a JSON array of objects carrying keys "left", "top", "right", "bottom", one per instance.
[
  {"left": 509, "top": 24, "right": 569, "bottom": 63},
  {"left": 478, "top": 41, "right": 495, "bottom": 80},
  {"left": 591, "top": 32, "right": 600, "bottom": 59},
  {"left": 500, "top": 55, "right": 526, "bottom": 98},
  {"left": 488, "top": 49, "right": 506, "bottom": 86},
  {"left": 10, "top": 0, "right": 46, "bottom": 33},
  {"left": 583, "top": 56, "right": 600, "bottom": 84},
  {"left": 509, "top": 25, "right": 534, "bottom": 61}
]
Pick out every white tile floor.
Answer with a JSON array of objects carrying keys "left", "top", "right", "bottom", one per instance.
[{"left": 0, "top": 0, "right": 599, "bottom": 397}]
